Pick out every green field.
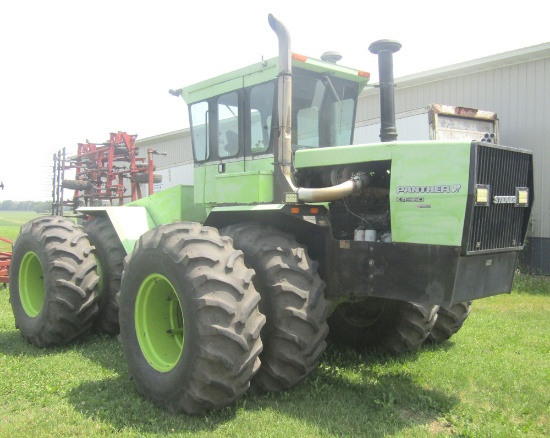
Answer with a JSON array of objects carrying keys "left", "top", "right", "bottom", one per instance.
[
  {"left": 0, "top": 214, "right": 549, "bottom": 436},
  {"left": 0, "top": 211, "right": 45, "bottom": 251}
]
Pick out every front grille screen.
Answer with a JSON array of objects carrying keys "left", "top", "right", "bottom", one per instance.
[{"left": 467, "top": 144, "right": 532, "bottom": 253}]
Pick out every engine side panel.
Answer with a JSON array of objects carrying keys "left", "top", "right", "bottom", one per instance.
[{"left": 389, "top": 141, "right": 471, "bottom": 246}]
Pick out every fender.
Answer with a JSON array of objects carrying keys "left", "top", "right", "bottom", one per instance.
[{"left": 79, "top": 206, "right": 152, "bottom": 254}]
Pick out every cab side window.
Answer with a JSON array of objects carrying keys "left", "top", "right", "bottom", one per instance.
[
  {"left": 250, "top": 82, "right": 274, "bottom": 154},
  {"left": 217, "top": 92, "right": 239, "bottom": 158},
  {"left": 190, "top": 81, "right": 275, "bottom": 162},
  {"left": 190, "top": 101, "right": 209, "bottom": 161}
]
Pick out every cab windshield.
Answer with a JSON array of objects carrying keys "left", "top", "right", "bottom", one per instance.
[{"left": 292, "top": 69, "right": 359, "bottom": 150}]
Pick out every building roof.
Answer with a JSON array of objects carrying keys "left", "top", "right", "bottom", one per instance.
[
  {"left": 136, "top": 128, "right": 189, "bottom": 145},
  {"left": 361, "top": 41, "right": 550, "bottom": 95}
]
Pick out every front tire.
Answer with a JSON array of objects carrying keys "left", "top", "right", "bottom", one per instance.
[
  {"left": 328, "top": 298, "right": 438, "bottom": 354},
  {"left": 221, "top": 223, "right": 329, "bottom": 392},
  {"left": 9, "top": 216, "right": 99, "bottom": 347},
  {"left": 118, "top": 223, "right": 265, "bottom": 414}
]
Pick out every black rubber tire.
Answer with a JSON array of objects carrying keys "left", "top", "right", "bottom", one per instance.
[
  {"left": 426, "top": 301, "right": 472, "bottom": 344},
  {"left": 114, "top": 146, "right": 130, "bottom": 156},
  {"left": 118, "top": 222, "right": 265, "bottom": 414},
  {"left": 221, "top": 223, "right": 329, "bottom": 392},
  {"left": 328, "top": 298, "right": 438, "bottom": 354},
  {"left": 9, "top": 216, "right": 99, "bottom": 347},
  {"left": 133, "top": 173, "right": 162, "bottom": 184},
  {"left": 84, "top": 217, "right": 125, "bottom": 335},
  {"left": 62, "top": 179, "right": 93, "bottom": 191}
]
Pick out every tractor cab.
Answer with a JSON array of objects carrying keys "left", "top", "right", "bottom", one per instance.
[{"left": 179, "top": 55, "right": 370, "bottom": 206}]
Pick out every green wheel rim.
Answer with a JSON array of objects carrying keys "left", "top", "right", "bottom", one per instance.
[
  {"left": 135, "top": 274, "right": 184, "bottom": 372},
  {"left": 19, "top": 251, "right": 45, "bottom": 317}
]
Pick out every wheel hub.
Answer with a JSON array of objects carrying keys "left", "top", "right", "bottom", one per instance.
[
  {"left": 135, "top": 274, "right": 184, "bottom": 372},
  {"left": 19, "top": 251, "right": 45, "bottom": 317}
]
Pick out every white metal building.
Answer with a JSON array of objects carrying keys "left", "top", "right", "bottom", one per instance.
[{"left": 137, "top": 42, "right": 550, "bottom": 273}]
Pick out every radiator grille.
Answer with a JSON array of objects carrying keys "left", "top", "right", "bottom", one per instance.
[{"left": 467, "top": 144, "right": 532, "bottom": 253}]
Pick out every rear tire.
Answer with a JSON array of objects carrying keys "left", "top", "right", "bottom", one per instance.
[
  {"left": 328, "top": 298, "right": 438, "bottom": 354},
  {"left": 84, "top": 217, "right": 125, "bottom": 335},
  {"left": 426, "top": 301, "right": 471, "bottom": 344},
  {"left": 9, "top": 216, "right": 99, "bottom": 347},
  {"left": 221, "top": 223, "right": 329, "bottom": 392},
  {"left": 118, "top": 223, "right": 265, "bottom": 414}
]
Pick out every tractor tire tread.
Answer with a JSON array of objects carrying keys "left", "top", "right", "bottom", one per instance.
[
  {"left": 10, "top": 216, "right": 99, "bottom": 347},
  {"left": 426, "top": 301, "right": 472, "bottom": 344},
  {"left": 221, "top": 222, "right": 329, "bottom": 392},
  {"left": 84, "top": 217, "right": 125, "bottom": 335},
  {"left": 119, "top": 222, "right": 264, "bottom": 414},
  {"left": 328, "top": 298, "right": 438, "bottom": 355}
]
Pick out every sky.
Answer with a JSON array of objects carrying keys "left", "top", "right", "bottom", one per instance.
[{"left": 1, "top": 0, "right": 547, "bottom": 201}]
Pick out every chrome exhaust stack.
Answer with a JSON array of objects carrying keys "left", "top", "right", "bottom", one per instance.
[
  {"left": 269, "top": 14, "right": 365, "bottom": 203},
  {"left": 268, "top": 14, "right": 297, "bottom": 199}
]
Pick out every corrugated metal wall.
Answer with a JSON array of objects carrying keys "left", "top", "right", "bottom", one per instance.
[{"left": 136, "top": 129, "right": 193, "bottom": 169}]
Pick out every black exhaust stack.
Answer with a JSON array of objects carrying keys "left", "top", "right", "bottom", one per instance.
[{"left": 369, "top": 40, "right": 401, "bottom": 142}]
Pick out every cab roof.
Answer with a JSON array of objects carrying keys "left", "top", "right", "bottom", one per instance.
[{"left": 181, "top": 54, "right": 370, "bottom": 104}]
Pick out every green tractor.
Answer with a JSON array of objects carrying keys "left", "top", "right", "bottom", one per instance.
[{"left": 9, "top": 15, "right": 533, "bottom": 414}]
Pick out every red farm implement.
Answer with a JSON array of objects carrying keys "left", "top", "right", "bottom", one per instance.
[
  {"left": 0, "top": 236, "right": 12, "bottom": 284},
  {"left": 52, "top": 132, "right": 163, "bottom": 215}
]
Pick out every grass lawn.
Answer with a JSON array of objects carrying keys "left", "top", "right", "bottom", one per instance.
[{"left": 0, "top": 212, "right": 549, "bottom": 436}]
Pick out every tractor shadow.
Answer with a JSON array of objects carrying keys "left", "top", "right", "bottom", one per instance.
[
  {"left": 0, "top": 329, "right": 76, "bottom": 358},
  {"left": 258, "top": 343, "right": 459, "bottom": 437},
  {"left": 65, "top": 342, "right": 458, "bottom": 436},
  {"left": 66, "top": 376, "right": 244, "bottom": 434},
  {"left": 0, "top": 328, "right": 124, "bottom": 362}
]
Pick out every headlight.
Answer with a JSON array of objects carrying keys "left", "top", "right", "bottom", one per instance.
[
  {"left": 475, "top": 184, "right": 491, "bottom": 206},
  {"left": 515, "top": 187, "right": 529, "bottom": 207}
]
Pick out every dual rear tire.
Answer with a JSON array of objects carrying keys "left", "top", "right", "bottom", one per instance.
[
  {"left": 118, "top": 222, "right": 329, "bottom": 412},
  {"left": 9, "top": 216, "right": 99, "bottom": 347}
]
